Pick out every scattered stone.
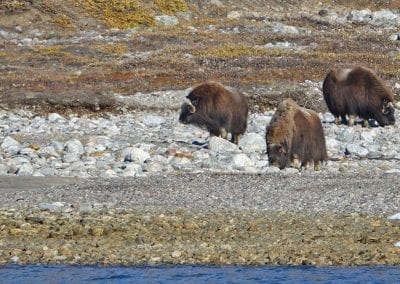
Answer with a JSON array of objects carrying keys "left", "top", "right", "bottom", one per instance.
[
  {"left": 122, "top": 147, "right": 150, "bottom": 164},
  {"left": 1, "top": 136, "right": 20, "bottom": 154},
  {"left": 347, "top": 9, "right": 372, "bottom": 23},
  {"left": 227, "top": 11, "right": 241, "bottom": 19},
  {"left": 232, "top": 153, "right": 254, "bottom": 169},
  {"left": 272, "top": 23, "right": 300, "bottom": 35},
  {"left": 239, "top": 133, "right": 265, "bottom": 153},
  {"left": 16, "top": 162, "right": 34, "bottom": 176},
  {"left": 155, "top": 15, "right": 179, "bottom": 26},
  {"left": 387, "top": 212, "right": 400, "bottom": 220},
  {"left": 142, "top": 115, "right": 166, "bottom": 127},
  {"left": 345, "top": 144, "right": 368, "bottom": 158},
  {"left": 123, "top": 163, "right": 142, "bottom": 177},
  {"left": 208, "top": 137, "right": 238, "bottom": 153}
]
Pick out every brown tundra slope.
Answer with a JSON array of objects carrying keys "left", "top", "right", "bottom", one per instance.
[{"left": 1, "top": 0, "right": 400, "bottom": 114}]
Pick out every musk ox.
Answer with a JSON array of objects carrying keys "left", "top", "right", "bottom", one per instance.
[
  {"left": 322, "top": 66, "right": 395, "bottom": 127},
  {"left": 179, "top": 82, "right": 248, "bottom": 144},
  {"left": 266, "top": 98, "right": 327, "bottom": 170}
]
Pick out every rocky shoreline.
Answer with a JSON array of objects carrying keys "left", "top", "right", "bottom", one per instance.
[
  {"left": 0, "top": 173, "right": 399, "bottom": 266},
  {"left": 1, "top": 0, "right": 400, "bottom": 267}
]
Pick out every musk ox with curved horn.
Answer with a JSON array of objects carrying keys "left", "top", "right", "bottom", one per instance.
[
  {"left": 179, "top": 82, "right": 248, "bottom": 144},
  {"left": 322, "top": 66, "right": 395, "bottom": 127},
  {"left": 266, "top": 98, "right": 328, "bottom": 170}
]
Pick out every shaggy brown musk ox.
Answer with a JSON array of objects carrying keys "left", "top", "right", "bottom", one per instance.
[
  {"left": 179, "top": 82, "right": 248, "bottom": 144},
  {"left": 266, "top": 98, "right": 328, "bottom": 170},
  {"left": 322, "top": 66, "right": 395, "bottom": 127}
]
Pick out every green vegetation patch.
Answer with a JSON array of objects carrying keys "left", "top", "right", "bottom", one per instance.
[
  {"left": 193, "top": 45, "right": 292, "bottom": 58},
  {"left": 96, "top": 43, "right": 128, "bottom": 55},
  {"left": 71, "top": 0, "right": 155, "bottom": 29},
  {"left": 154, "top": 0, "right": 188, "bottom": 15},
  {"left": 35, "top": 46, "right": 68, "bottom": 57}
]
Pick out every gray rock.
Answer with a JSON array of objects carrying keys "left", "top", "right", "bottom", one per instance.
[
  {"left": 64, "top": 139, "right": 84, "bottom": 155},
  {"left": 265, "top": 166, "right": 281, "bottom": 173},
  {"left": 48, "top": 113, "right": 65, "bottom": 122},
  {"left": 17, "top": 162, "right": 34, "bottom": 176},
  {"left": 39, "top": 146, "right": 59, "bottom": 158},
  {"left": 144, "top": 162, "right": 164, "bottom": 173},
  {"left": 155, "top": 15, "right": 179, "bottom": 26},
  {"left": 346, "top": 144, "right": 369, "bottom": 158},
  {"left": 123, "top": 163, "right": 142, "bottom": 177},
  {"left": 384, "top": 169, "right": 400, "bottom": 174},
  {"left": 63, "top": 153, "right": 81, "bottom": 163},
  {"left": 272, "top": 23, "right": 300, "bottom": 35},
  {"left": 0, "top": 164, "right": 8, "bottom": 175},
  {"left": 337, "top": 128, "right": 357, "bottom": 143},
  {"left": 360, "top": 129, "right": 378, "bottom": 143},
  {"left": 1, "top": 136, "right": 20, "bottom": 154},
  {"left": 122, "top": 147, "right": 150, "bottom": 164},
  {"left": 208, "top": 137, "right": 238, "bottom": 153},
  {"left": 371, "top": 9, "right": 398, "bottom": 26},
  {"left": 227, "top": 11, "right": 241, "bottom": 19},
  {"left": 38, "top": 202, "right": 73, "bottom": 213},
  {"left": 142, "top": 115, "right": 166, "bottom": 127},
  {"left": 239, "top": 133, "right": 265, "bottom": 153},
  {"left": 232, "top": 153, "right": 254, "bottom": 169},
  {"left": 347, "top": 9, "right": 372, "bottom": 22},
  {"left": 388, "top": 212, "right": 400, "bottom": 220},
  {"left": 322, "top": 113, "right": 335, "bottom": 123}
]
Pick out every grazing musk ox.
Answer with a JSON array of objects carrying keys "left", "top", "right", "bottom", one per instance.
[
  {"left": 266, "top": 99, "right": 327, "bottom": 170},
  {"left": 179, "top": 82, "right": 248, "bottom": 144},
  {"left": 322, "top": 66, "right": 395, "bottom": 127}
]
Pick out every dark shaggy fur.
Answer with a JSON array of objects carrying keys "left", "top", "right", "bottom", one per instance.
[
  {"left": 322, "top": 66, "right": 395, "bottom": 127},
  {"left": 179, "top": 82, "right": 248, "bottom": 144},
  {"left": 266, "top": 99, "right": 328, "bottom": 170}
]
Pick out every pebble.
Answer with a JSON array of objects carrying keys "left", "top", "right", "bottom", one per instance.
[
  {"left": 388, "top": 213, "right": 400, "bottom": 220},
  {"left": 0, "top": 89, "right": 400, "bottom": 177}
]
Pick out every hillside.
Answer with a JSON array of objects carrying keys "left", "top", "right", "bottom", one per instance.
[{"left": 1, "top": 0, "right": 400, "bottom": 114}]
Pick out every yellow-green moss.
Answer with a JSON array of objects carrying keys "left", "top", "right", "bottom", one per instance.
[
  {"left": 154, "top": 0, "right": 188, "bottom": 15},
  {"left": 35, "top": 46, "right": 67, "bottom": 57},
  {"left": 0, "top": 51, "right": 6, "bottom": 57},
  {"left": 193, "top": 45, "right": 291, "bottom": 58},
  {"left": 71, "top": 0, "right": 155, "bottom": 29},
  {"left": 96, "top": 43, "right": 128, "bottom": 55},
  {"left": 52, "top": 15, "right": 73, "bottom": 28}
]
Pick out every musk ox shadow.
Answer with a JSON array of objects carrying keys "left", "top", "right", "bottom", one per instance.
[
  {"left": 266, "top": 98, "right": 328, "bottom": 170},
  {"left": 179, "top": 82, "right": 248, "bottom": 145},
  {"left": 322, "top": 66, "right": 395, "bottom": 127}
]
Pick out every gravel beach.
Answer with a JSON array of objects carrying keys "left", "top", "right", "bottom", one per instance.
[
  {"left": 1, "top": 0, "right": 400, "bottom": 266},
  {"left": 0, "top": 173, "right": 399, "bottom": 266}
]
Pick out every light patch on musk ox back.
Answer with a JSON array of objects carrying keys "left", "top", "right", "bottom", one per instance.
[
  {"left": 336, "top": 68, "right": 353, "bottom": 82},
  {"left": 299, "top": 107, "right": 312, "bottom": 118}
]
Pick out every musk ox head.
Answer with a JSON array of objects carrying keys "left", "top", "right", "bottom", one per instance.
[
  {"left": 178, "top": 100, "right": 196, "bottom": 124},
  {"left": 377, "top": 100, "right": 395, "bottom": 126},
  {"left": 266, "top": 141, "right": 290, "bottom": 169}
]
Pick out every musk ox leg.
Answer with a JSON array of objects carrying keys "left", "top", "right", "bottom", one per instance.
[
  {"left": 314, "top": 161, "right": 321, "bottom": 171},
  {"left": 290, "top": 154, "right": 302, "bottom": 169},
  {"left": 231, "top": 134, "right": 240, "bottom": 145},
  {"left": 335, "top": 116, "right": 347, "bottom": 125},
  {"left": 362, "top": 119, "right": 369, "bottom": 127},
  {"left": 220, "top": 128, "right": 228, "bottom": 140},
  {"left": 348, "top": 115, "right": 356, "bottom": 126}
]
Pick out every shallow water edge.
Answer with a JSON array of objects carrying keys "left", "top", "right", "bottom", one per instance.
[{"left": 1, "top": 264, "right": 400, "bottom": 283}]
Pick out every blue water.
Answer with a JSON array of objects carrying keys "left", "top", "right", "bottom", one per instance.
[{"left": 0, "top": 265, "right": 399, "bottom": 283}]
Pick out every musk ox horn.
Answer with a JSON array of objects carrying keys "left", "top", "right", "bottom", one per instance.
[
  {"left": 382, "top": 100, "right": 394, "bottom": 114},
  {"left": 185, "top": 99, "right": 196, "bottom": 113}
]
